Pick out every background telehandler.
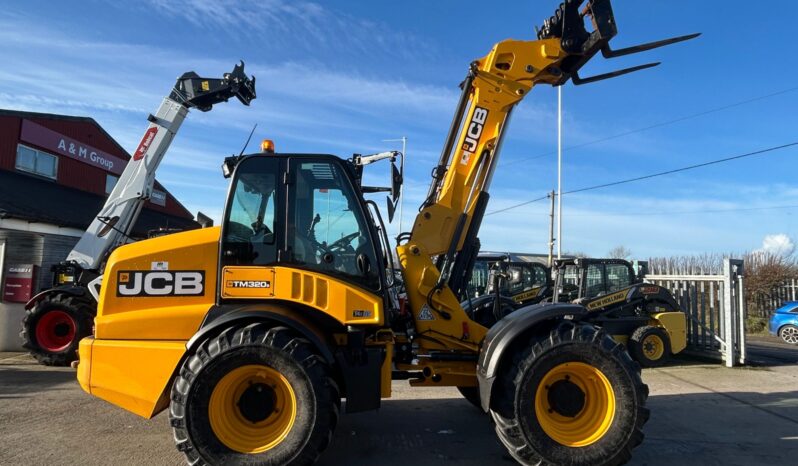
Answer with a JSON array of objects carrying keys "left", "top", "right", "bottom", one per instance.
[
  {"left": 462, "top": 252, "right": 552, "bottom": 324},
  {"left": 74, "top": 1, "right": 697, "bottom": 464},
  {"left": 20, "top": 63, "right": 256, "bottom": 366},
  {"left": 464, "top": 255, "right": 686, "bottom": 367},
  {"left": 551, "top": 257, "right": 686, "bottom": 366}
]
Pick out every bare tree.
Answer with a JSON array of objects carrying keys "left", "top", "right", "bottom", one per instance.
[{"left": 607, "top": 245, "right": 632, "bottom": 260}]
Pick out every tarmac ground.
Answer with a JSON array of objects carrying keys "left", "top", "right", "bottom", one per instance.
[{"left": 0, "top": 338, "right": 796, "bottom": 466}]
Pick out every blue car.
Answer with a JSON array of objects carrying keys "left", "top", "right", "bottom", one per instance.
[{"left": 769, "top": 302, "right": 798, "bottom": 345}]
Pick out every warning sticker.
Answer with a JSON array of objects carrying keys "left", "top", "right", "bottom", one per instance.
[{"left": 418, "top": 304, "right": 436, "bottom": 321}]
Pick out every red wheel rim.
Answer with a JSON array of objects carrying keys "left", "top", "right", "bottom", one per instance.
[{"left": 35, "top": 310, "right": 76, "bottom": 352}]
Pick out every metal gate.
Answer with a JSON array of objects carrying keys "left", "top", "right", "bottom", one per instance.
[{"left": 644, "top": 258, "right": 745, "bottom": 367}]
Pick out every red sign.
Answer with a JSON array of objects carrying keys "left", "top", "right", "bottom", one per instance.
[
  {"left": 134, "top": 127, "right": 158, "bottom": 160},
  {"left": 20, "top": 120, "right": 126, "bottom": 175},
  {"left": 3, "top": 264, "right": 38, "bottom": 303}
]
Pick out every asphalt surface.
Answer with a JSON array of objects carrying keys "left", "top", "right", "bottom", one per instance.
[
  {"left": 746, "top": 334, "right": 798, "bottom": 365},
  {"left": 1, "top": 343, "right": 797, "bottom": 466}
]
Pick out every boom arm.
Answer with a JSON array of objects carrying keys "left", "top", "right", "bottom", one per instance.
[
  {"left": 396, "top": 0, "right": 697, "bottom": 352},
  {"left": 66, "top": 62, "right": 256, "bottom": 271}
]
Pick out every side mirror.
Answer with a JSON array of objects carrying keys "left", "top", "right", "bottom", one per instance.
[
  {"left": 196, "top": 211, "right": 214, "bottom": 228},
  {"left": 391, "top": 160, "right": 402, "bottom": 201}
]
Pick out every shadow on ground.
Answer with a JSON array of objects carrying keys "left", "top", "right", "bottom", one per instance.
[
  {"left": 318, "top": 390, "right": 798, "bottom": 466},
  {"left": 0, "top": 366, "right": 74, "bottom": 397}
]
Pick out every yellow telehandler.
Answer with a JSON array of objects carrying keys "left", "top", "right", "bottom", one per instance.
[{"left": 75, "top": 1, "right": 697, "bottom": 464}]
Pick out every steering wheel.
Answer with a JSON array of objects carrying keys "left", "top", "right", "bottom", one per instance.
[{"left": 328, "top": 232, "right": 359, "bottom": 252}]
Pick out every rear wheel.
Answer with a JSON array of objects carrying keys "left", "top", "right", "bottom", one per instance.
[
  {"left": 628, "top": 326, "right": 671, "bottom": 368},
  {"left": 490, "top": 322, "right": 649, "bottom": 466},
  {"left": 779, "top": 325, "right": 798, "bottom": 345},
  {"left": 20, "top": 293, "right": 94, "bottom": 366},
  {"left": 170, "top": 324, "right": 340, "bottom": 466}
]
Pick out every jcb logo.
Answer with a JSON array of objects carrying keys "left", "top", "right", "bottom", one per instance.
[
  {"left": 117, "top": 270, "right": 205, "bottom": 297},
  {"left": 460, "top": 107, "right": 489, "bottom": 164}
]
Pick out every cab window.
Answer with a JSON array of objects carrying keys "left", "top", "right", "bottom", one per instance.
[
  {"left": 585, "top": 264, "right": 605, "bottom": 299},
  {"left": 606, "top": 264, "right": 632, "bottom": 292},
  {"left": 222, "top": 157, "right": 278, "bottom": 266},
  {"left": 287, "top": 161, "right": 379, "bottom": 290},
  {"left": 470, "top": 261, "right": 489, "bottom": 296}
]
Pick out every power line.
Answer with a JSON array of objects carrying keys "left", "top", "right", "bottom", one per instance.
[
  {"left": 486, "top": 141, "right": 798, "bottom": 215},
  {"left": 485, "top": 195, "right": 549, "bottom": 216},
  {"left": 569, "top": 203, "right": 798, "bottom": 218},
  {"left": 501, "top": 85, "right": 798, "bottom": 167},
  {"left": 564, "top": 141, "right": 798, "bottom": 195}
]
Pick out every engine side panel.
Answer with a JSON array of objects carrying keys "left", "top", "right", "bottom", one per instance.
[{"left": 96, "top": 226, "right": 221, "bottom": 340}]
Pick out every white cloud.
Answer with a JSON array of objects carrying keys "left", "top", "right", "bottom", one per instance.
[
  {"left": 138, "top": 0, "right": 434, "bottom": 61},
  {"left": 759, "top": 234, "right": 795, "bottom": 257}
]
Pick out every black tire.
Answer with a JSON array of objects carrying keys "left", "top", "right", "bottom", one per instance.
[
  {"left": 628, "top": 326, "right": 671, "bottom": 368},
  {"left": 490, "top": 322, "right": 649, "bottom": 466},
  {"left": 20, "top": 292, "right": 94, "bottom": 366},
  {"left": 170, "top": 324, "right": 340, "bottom": 466},
  {"left": 779, "top": 324, "right": 798, "bottom": 345},
  {"left": 457, "top": 386, "right": 483, "bottom": 410}
]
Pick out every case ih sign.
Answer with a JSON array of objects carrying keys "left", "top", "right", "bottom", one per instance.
[
  {"left": 3, "top": 264, "right": 38, "bottom": 303},
  {"left": 20, "top": 120, "right": 126, "bottom": 175}
]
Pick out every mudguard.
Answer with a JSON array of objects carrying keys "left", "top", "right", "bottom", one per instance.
[
  {"left": 476, "top": 302, "right": 587, "bottom": 412},
  {"left": 187, "top": 303, "right": 338, "bottom": 364},
  {"left": 25, "top": 285, "right": 91, "bottom": 310}
]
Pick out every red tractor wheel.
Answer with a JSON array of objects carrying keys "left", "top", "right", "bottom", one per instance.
[
  {"left": 34, "top": 310, "right": 77, "bottom": 353},
  {"left": 21, "top": 293, "right": 94, "bottom": 366}
]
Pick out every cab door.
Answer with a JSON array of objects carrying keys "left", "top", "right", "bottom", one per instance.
[
  {"left": 219, "top": 155, "right": 284, "bottom": 299},
  {"left": 284, "top": 157, "right": 382, "bottom": 293}
]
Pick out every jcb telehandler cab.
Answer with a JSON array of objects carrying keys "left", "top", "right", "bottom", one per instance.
[
  {"left": 75, "top": 1, "right": 697, "bottom": 464},
  {"left": 552, "top": 258, "right": 687, "bottom": 366}
]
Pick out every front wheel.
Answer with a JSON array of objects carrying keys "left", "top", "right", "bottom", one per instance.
[
  {"left": 628, "top": 326, "right": 671, "bottom": 368},
  {"left": 490, "top": 322, "right": 649, "bottom": 466},
  {"left": 170, "top": 324, "right": 340, "bottom": 465},
  {"left": 779, "top": 325, "right": 798, "bottom": 345}
]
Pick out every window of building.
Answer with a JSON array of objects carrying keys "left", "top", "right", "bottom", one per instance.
[
  {"left": 16, "top": 144, "right": 57, "bottom": 179},
  {"left": 105, "top": 174, "right": 119, "bottom": 194}
]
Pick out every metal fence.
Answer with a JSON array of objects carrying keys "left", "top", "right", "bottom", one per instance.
[
  {"left": 749, "top": 280, "right": 798, "bottom": 318},
  {"left": 644, "top": 258, "right": 746, "bottom": 367}
]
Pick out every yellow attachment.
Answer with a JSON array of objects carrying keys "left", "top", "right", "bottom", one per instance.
[
  {"left": 651, "top": 312, "right": 687, "bottom": 354},
  {"left": 261, "top": 139, "right": 275, "bottom": 153},
  {"left": 209, "top": 365, "right": 297, "bottom": 454},
  {"left": 534, "top": 362, "right": 616, "bottom": 447},
  {"left": 641, "top": 334, "right": 665, "bottom": 361}
]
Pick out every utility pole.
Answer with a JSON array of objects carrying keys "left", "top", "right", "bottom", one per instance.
[
  {"left": 548, "top": 190, "right": 556, "bottom": 267},
  {"left": 556, "top": 85, "right": 563, "bottom": 259}
]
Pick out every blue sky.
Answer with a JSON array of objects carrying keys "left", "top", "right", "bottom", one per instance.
[{"left": 2, "top": 0, "right": 796, "bottom": 258}]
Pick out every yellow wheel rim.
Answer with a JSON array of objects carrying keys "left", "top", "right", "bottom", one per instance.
[
  {"left": 534, "top": 362, "right": 616, "bottom": 447},
  {"left": 208, "top": 365, "right": 297, "bottom": 454},
  {"left": 641, "top": 334, "right": 664, "bottom": 361}
]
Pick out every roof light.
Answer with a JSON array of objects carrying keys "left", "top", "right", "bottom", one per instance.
[{"left": 260, "top": 139, "right": 275, "bottom": 153}]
